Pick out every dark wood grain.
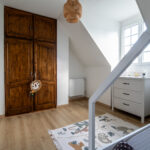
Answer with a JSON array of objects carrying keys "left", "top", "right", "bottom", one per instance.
[
  {"left": 5, "top": 7, "right": 57, "bottom": 116},
  {"left": 5, "top": 7, "right": 33, "bottom": 39},
  {"left": 34, "top": 15, "right": 57, "bottom": 43},
  {"left": 5, "top": 38, "right": 33, "bottom": 116},
  {"left": 34, "top": 41, "right": 57, "bottom": 110}
]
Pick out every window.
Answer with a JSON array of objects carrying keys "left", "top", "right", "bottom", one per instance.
[
  {"left": 121, "top": 21, "right": 150, "bottom": 64},
  {"left": 124, "top": 25, "right": 138, "bottom": 54},
  {"left": 142, "top": 44, "right": 150, "bottom": 63},
  {"left": 123, "top": 24, "right": 139, "bottom": 63},
  {"left": 142, "top": 23, "right": 150, "bottom": 63}
]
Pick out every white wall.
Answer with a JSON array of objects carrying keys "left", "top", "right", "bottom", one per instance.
[
  {"left": 0, "top": 3, "right": 4, "bottom": 115},
  {"left": 59, "top": 15, "right": 110, "bottom": 67},
  {"left": 69, "top": 47, "right": 111, "bottom": 105},
  {"left": 80, "top": 15, "right": 120, "bottom": 106},
  {"left": 69, "top": 48, "right": 85, "bottom": 79},
  {"left": 85, "top": 66, "right": 111, "bottom": 105},
  {"left": 81, "top": 0, "right": 121, "bottom": 70},
  {"left": 76, "top": 3, "right": 120, "bottom": 106},
  {"left": 82, "top": 19, "right": 120, "bottom": 70},
  {"left": 91, "top": 22, "right": 120, "bottom": 70},
  {"left": 59, "top": 15, "right": 112, "bottom": 106},
  {"left": 57, "top": 20, "right": 69, "bottom": 106}
]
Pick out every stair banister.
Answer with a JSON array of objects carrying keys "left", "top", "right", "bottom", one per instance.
[{"left": 88, "top": 31, "right": 150, "bottom": 150}]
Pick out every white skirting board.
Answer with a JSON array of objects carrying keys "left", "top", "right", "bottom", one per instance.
[{"left": 69, "top": 78, "right": 85, "bottom": 97}]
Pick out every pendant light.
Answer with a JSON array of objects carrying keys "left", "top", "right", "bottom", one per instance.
[{"left": 63, "top": 0, "right": 82, "bottom": 23}]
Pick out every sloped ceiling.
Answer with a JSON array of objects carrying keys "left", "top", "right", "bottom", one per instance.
[{"left": 59, "top": 16, "right": 110, "bottom": 67}]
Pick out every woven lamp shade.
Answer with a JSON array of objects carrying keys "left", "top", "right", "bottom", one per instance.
[{"left": 64, "top": 0, "right": 82, "bottom": 23}]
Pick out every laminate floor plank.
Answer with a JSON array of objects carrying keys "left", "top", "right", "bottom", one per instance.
[{"left": 0, "top": 99, "right": 149, "bottom": 150}]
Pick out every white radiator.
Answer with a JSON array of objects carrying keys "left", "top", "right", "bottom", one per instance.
[{"left": 69, "top": 78, "right": 85, "bottom": 97}]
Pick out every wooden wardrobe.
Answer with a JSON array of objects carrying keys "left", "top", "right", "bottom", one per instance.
[{"left": 5, "top": 7, "right": 57, "bottom": 116}]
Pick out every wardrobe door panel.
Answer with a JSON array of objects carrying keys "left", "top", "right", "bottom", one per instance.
[
  {"left": 5, "top": 38, "right": 33, "bottom": 116},
  {"left": 7, "top": 84, "right": 31, "bottom": 116},
  {"left": 5, "top": 7, "right": 33, "bottom": 39},
  {"left": 34, "top": 15, "right": 56, "bottom": 42},
  {"left": 5, "top": 7, "right": 57, "bottom": 115},
  {"left": 34, "top": 41, "right": 56, "bottom": 110},
  {"left": 7, "top": 39, "right": 33, "bottom": 83},
  {"left": 36, "top": 84, "right": 56, "bottom": 109}
]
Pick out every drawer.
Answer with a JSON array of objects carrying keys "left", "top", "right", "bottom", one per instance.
[
  {"left": 114, "top": 88, "right": 143, "bottom": 104},
  {"left": 114, "top": 98, "right": 142, "bottom": 116},
  {"left": 114, "top": 78, "right": 143, "bottom": 91}
]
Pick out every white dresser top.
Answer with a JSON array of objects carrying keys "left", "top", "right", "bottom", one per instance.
[{"left": 119, "top": 76, "right": 150, "bottom": 80}]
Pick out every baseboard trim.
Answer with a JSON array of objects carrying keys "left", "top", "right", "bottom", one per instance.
[
  {"left": 57, "top": 104, "right": 69, "bottom": 108},
  {"left": 69, "top": 96, "right": 88, "bottom": 101},
  {"left": 96, "top": 101, "right": 111, "bottom": 109}
]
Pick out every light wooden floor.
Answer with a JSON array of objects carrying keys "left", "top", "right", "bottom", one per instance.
[{"left": 0, "top": 98, "right": 150, "bottom": 150}]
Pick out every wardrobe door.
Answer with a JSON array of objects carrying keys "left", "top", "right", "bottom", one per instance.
[
  {"left": 34, "top": 41, "right": 56, "bottom": 110},
  {"left": 5, "top": 7, "right": 33, "bottom": 39},
  {"left": 34, "top": 15, "right": 56, "bottom": 42},
  {"left": 5, "top": 38, "right": 33, "bottom": 116}
]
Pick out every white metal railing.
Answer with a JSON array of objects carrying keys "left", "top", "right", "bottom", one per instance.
[{"left": 88, "top": 31, "right": 150, "bottom": 150}]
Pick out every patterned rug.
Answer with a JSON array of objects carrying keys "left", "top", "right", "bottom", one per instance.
[{"left": 48, "top": 113, "right": 138, "bottom": 150}]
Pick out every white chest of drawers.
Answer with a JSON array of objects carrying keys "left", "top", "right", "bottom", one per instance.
[{"left": 112, "top": 77, "right": 150, "bottom": 123}]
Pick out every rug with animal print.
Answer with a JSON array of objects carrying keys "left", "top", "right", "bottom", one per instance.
[{"left": 48, "top": 113, "right": 138, "bottom": 150}]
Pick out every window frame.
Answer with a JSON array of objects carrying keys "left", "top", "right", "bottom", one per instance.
[{"left": 120, "top": 19, "right": 150, "bottom": 66}]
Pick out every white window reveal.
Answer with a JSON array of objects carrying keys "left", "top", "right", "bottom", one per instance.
[
  {"left": 142, "top": 44, "right": 150, "bottom": 63},
  {"left": 121, "top": 21, "right": 150, "bottom": 65},
  {"left": 123, "top": 24, "right": 139, "bottom": 63}
]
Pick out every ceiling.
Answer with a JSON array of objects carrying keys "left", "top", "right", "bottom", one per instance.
[
  {"left": 4, "top": 0, "right": 64, "bottom": 19},
  {"left": 4, "top": 0, "right": 140, "bottom": 21},
  {"left": 81, "top": 0, "right": 140, "bottom": 22}
]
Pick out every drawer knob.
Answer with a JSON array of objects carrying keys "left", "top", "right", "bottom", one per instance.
[
  {"left": 122, "top": 93, "right": 130, "bottom": 96},
  {"left": 123, "top": 103, "right": 130, "bottom": 106},
  {"left": 123, "top": 83, "right": 130, "bottom": 85}
]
